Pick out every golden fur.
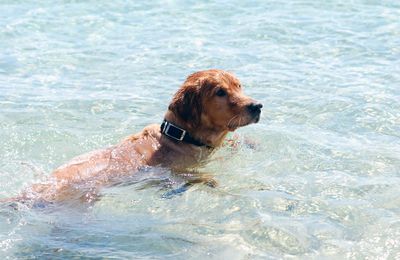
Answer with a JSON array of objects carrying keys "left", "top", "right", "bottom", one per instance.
[{"left": 12, "top": 69, "right": 262, "bottom": 203}]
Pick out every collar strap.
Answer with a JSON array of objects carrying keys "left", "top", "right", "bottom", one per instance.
[{"left": 160, "top": 120, "right": 208, "bottom": 147}]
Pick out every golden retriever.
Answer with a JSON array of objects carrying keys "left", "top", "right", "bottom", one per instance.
[{"left": 9, "top": 69, "right": 262, "bottom": 203}]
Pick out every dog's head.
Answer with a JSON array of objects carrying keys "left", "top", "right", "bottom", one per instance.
[{"left": 168, "top": 69, "right": 262, "bottom": 133}]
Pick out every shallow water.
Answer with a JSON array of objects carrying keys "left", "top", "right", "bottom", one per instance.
[{"left": 1, "top": 0, "right": 400, "bottom": 259}]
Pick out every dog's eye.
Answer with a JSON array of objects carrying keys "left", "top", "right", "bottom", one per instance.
[{"left": 216, "top": 89, "right": 226, "bottom": 97}]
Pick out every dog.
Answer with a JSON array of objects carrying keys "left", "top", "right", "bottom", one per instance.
[{"left": 8, "top": 69, "right": 262, "bottom": 203}]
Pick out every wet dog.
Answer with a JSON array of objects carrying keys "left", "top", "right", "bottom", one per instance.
[{"left": 8, "top": 69, "right": 262, "bottom": 203}]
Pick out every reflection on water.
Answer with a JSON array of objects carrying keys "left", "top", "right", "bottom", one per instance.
[{"left": 1, "top": 0, "right": 400, "bottom": 258}]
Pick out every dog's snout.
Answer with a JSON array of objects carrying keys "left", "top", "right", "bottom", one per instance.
[{"left": 247, "top": 102, "right": 263, "bottom": 115}]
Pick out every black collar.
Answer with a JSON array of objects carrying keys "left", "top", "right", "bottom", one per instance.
[{"left": 160, "top": 120, "right": 209, "bottom": 148}]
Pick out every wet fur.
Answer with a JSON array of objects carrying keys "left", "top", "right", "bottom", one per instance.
[{"left": 2, "top": 69, "right": 261, "bottom": 204}]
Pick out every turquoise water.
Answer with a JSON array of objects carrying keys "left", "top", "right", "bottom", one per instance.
[{"left": 1, "top": 0, "right": 400, "bottom": 258}]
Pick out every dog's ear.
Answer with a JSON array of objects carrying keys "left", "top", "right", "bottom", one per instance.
[{"left": 169, "top": 84, "right": 202, "bottom": 128}]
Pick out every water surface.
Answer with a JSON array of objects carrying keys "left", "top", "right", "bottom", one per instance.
[{"left": 1, "top": 0, "right": 400, "bottom": 259}]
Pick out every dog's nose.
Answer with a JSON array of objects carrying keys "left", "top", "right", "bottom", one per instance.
[{"left": 247, "top": 102, "right": 263, "bottom": 115}]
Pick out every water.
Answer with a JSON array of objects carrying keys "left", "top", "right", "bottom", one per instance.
[{"left": 1, "top": 0, "right": 399, "bottom": 258}]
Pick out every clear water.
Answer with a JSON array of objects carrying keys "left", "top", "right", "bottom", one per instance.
[{"left": 1, "top": 0, "right": 399, "bottom": 259}]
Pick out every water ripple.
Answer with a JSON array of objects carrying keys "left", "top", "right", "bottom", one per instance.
[{"left": 1, "top": 0, "right": 400, "bottom": 258}]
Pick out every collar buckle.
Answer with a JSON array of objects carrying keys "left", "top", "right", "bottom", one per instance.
[{"left": 163, "top": 121, "right": 186, "bottom": 141}]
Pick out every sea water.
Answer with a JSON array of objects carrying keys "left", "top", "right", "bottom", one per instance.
[{"left": 0, "top": 0, "right": 399, "bottom": 259}]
